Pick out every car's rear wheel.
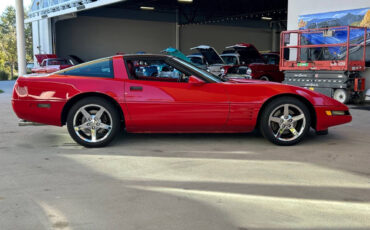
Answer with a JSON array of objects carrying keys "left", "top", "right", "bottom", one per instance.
[
  {"left": 67, "top": 97, "right": 120, "bottom": 147},
  {"left": 260, "top": 97, "right": 311, "bottom": 146}
]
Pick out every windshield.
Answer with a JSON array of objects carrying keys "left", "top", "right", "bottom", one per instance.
[
  {"left": 221, "top": 55, "right": 238, "bottom": 65},
  {"left": 47, "top": 59, "right": 69, "bottom": 65},
  {"left": 189, "top": 57, "right": 204, "bottom": 65},
  {"left": 173, "top": 58, "right": 224, "bottom": 82}
]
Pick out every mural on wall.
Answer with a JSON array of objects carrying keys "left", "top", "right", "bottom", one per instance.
[
  {"left": 297, "top": 8, "right": 370, "bottom": 62},
  {"left": 298, "top": 7, "right": 370, "bottom": 29}
]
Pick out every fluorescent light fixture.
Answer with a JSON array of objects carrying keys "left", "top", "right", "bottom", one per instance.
[
  {"left": 261, "top": 16, "right": 272, "bottom": 20},
  {"left": 140, "top": 6, "right": 155, "bottom": 10},
  {"left": 178, "top": 0, "right": 193, "bottom": 2}
]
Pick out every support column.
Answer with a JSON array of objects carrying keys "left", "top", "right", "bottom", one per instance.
[
  {"left": 15, "top": 0, "right": 27, "bottom": 76},
  {"left": 271, "top": 21, "right": 279, "bottom": 52},
  {"left": 175, "top": 8, "right": 180, "bottom": 50}
]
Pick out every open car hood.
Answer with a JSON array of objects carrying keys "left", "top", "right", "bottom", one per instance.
[
  {"left": 190, "top": 45, "right": 225, "bottom": 65},
  {"left": 225, "top": 43, "right": 264, "bottom": 64},
  {"left": 35, "top": 54, "right": 57, "bottom": 65}
]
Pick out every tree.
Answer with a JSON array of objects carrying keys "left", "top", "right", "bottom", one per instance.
[
  {"left": 24, "top": 9, "right": 33, "bottom": 63},
  {"left": 0, "top": 6, "right": 17, "bottom": 79},
  {"left": 0, "top": 6, "right": 33, "bottom": 80}
]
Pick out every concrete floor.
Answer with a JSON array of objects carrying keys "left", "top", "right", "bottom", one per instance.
[{"left": 0, "top": 80, "right": 369, "bottom": 230}]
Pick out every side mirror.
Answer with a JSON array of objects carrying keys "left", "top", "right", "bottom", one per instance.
[{"left": 188, "top": 75, "right": 205, "bottom": 85}]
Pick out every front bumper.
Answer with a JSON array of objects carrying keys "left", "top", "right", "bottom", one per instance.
[{"left": 314, "top": 105, "right": 352, "bottom": 131}]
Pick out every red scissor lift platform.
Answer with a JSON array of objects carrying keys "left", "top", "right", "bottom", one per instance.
[{"left": 280, "top": 26, "right": 369, "bottom": 104}]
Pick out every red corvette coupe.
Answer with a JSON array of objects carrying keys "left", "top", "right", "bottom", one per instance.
[{"left": 12, "top": 54, "right": 351, "bottom": 147}]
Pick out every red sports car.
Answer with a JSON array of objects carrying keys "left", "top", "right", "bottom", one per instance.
[{"left": 12, "top": 54, "right": 351, "bottom": 147}]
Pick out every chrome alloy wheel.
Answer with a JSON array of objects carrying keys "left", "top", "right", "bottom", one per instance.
[
  {"left": 268, "top": 104, "right": 306, "bottom": 142},
  {"left": 73, "top": 104, "right": 113, "bottom": 143}
]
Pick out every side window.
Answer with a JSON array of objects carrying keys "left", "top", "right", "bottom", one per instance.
[
  {"left": 60, "top": 59, "right": 114, "bottom": 78},
  {"left": 264, "top": 55, "right": 280, "bottom": 65},
  {"left": 270, "top": 55, "right": 280, "bottom": 65},
  {"left": 126, "top": 59, "right": 189, "bottom": 83}
]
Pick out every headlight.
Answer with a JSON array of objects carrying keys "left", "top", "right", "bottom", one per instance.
[
  {"left": 246, "top": 68, "right": 252, "bottom": 75},
  {"left": 220, "top": 68, "right": 225, "bottom": 75}
]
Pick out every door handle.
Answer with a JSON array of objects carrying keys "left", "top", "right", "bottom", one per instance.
[{"left": 130, "top": 86, "right": 143, "bottom": 91}]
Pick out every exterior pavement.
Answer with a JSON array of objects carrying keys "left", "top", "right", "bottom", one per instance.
[{"left": 0, "top": 80, "right": 369, "bottom": 230}]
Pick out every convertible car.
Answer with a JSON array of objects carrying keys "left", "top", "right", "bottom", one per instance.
[{"left": 12, "top": 54, "right": 351, "bottom": 147}]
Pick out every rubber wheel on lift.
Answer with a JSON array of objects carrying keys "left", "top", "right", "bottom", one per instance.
[{"left": 333, "top": 89, "right": 350, "bottom": 104}]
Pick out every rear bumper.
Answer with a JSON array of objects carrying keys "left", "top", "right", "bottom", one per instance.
[
  {"left": 314, "top": 105, "right": 352, "bottom": 131},
  {"left": 12, "top": 99, "right": 65, "bottom": 126}
]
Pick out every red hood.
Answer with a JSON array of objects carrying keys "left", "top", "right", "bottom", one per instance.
[{"left": 35, "top": 54, "right": 57, "bottom": 65}]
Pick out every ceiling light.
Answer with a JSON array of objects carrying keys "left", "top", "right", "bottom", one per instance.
[
  {"left": 261, "top": 16, "right": 272, "bottom": 20},
  {"left": 178, "top": 0, "right": 193, "bottom": 3},
  {"left": 140, "top": 6, "right": 155, "bottom": 10}
]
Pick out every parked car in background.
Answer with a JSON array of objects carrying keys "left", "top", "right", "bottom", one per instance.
[
  {"left": 164, "top": 47, "right": 251, "bottom": 80},
  {"left": 32, "top": 54, "right": 72, "bottom": 73},
  {"left": 190, "top": 45, "right": 227, "bottom": 76},
  {"left": 13, "top": 54, "right": 352, "bottom": 148},
  {"left": 186, "top": 53, "right": 208, "bottom": 70},
  {"left": 221, "top": 43, "right": 284, "bottom": 82}
]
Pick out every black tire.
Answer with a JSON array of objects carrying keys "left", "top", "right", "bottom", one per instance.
[
  {"left": 67, "top": 97, "right": 120, "bottom": 148},
  {"left": 259, "top": 97, "right": 311, "bottom": 146},
  {"left": 259, "top": 76, "right": 271, "bottom": 81},
  {"left": 316, "top": 129, "right": 328, "bottom": 135}
]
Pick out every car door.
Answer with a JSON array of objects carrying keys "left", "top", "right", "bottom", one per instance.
[
  {"left": 123, "top": 57, "right": 229, "bottom": 132},
  {"left": 264, "top": 54, "right": 284, "bottom": 82}
]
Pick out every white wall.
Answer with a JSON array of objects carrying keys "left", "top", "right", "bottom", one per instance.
[
  {"left": 31, "top": 18, "right": 53, "bottom": 65},
  {"left": 288, "top": 0, "right": 370, "bottom": 30},
  {"left": 55, "top": 16, "right": 273, "bottom": 61},
  {"left": 287, "top": 0, "right": 370, "bottom": 92}
]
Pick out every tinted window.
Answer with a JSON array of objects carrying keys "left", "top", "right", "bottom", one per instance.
[
  {"left": 60, "top": 59, "right": 113, "bottom": 78},
  {"left": 48, "top": 59, "right": 69, "bottom": 65},
  {"left": 126, "top": 59, "right": 188, "bottom": 82},
  {"left": 263, "top": 54, "right": 280, "bottom": 65}
]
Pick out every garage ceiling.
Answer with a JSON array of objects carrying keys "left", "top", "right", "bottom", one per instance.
[{"left": 101, "top": 0, "right": 287, "bottom": 25}]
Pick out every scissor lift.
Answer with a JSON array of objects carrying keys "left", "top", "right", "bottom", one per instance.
[{"left": 280, "top": 26, "right": 369, "bottom": 104}]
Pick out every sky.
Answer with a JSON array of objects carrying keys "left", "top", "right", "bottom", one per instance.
[{"left": 0, "top": 0, "right": 32, "bottom": 15}]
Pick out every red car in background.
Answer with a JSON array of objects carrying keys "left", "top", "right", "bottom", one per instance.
[
  {"left": 220, "top": 43, "right": 284, "bottom": 82},
  {"left": 12, "top": 54, "right": 351, "bottom": 148},
  {"left": 32, "top": 54, "right": 72, "bottom": 73}
]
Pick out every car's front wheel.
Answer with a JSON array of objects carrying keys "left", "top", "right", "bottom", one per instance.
[
  {"left": 67, "top": 97, "right": 120, "bottom": 147},
  {"left": 260, "top": 97, "right": 311, "bottom": 146}
]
